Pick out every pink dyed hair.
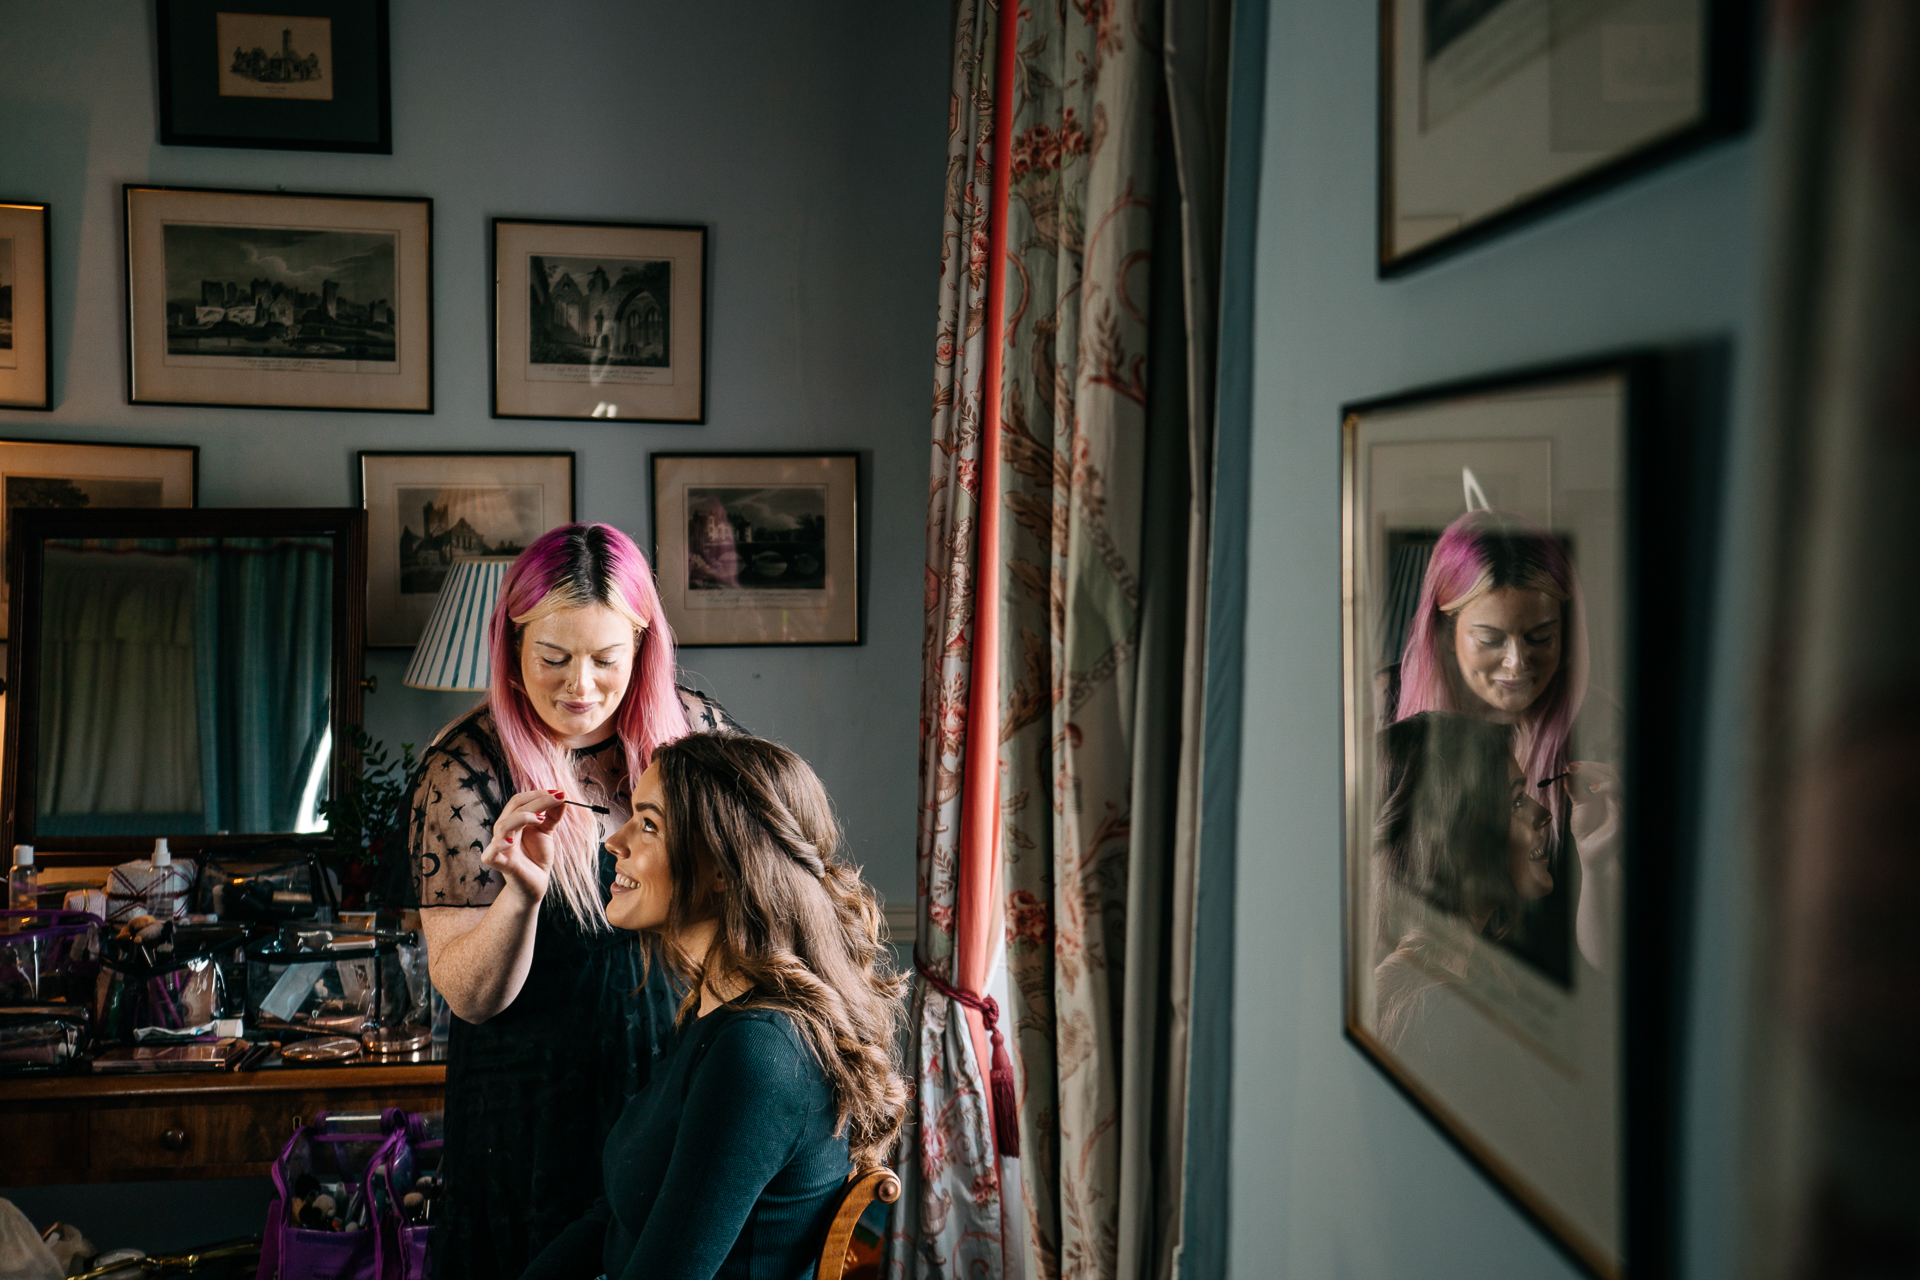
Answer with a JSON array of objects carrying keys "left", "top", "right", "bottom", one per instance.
[
  {"left": 486, "top": 523, "right": 690, "bottom": 929},
  {"left": 1395, "top": 510, "right": 1589, "bottom": 838}
]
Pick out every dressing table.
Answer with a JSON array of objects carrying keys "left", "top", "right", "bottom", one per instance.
[{"left": 0, "top": 508, "right": 445, "bottom": 1187}]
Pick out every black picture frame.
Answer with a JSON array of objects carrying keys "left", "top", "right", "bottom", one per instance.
[
  {"left": 157, "top": 0, "right": 392, "bottom": 154},
  {"left": 1339, "top": 350, "right": 1723, "bottom": 1278},
  {"left": 124, "top": 184, "right": 434, "bottom": 414},
  {"left": 1378, "top": 0, "right": 1756, "bottom": 277},
  {"left": 491, "top": 218, "right": 709, "bottom": 424},
  {"left": 2, "top": 506, "right": 368, "bottom": 859},
  {"left": 356, "top": 450, "right": 577, "bottom": 648},
  {"left": 650, "top": 452, "right": 862, "bottom": 647},
  {"left": 0, "top": 202, "right": 53, "bottom": 411}
]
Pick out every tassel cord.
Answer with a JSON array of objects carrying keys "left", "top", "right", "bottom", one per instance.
[{"left": 915, "top": 960, "right": 1022, "bottom": 1158}]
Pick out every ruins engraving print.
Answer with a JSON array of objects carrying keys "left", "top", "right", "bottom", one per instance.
[
  {"left": 0, "top": 236, "right": 14, "bottom": 370},
  {"left": 526, "top": 254, "right": 672, "bottom": 385},
  {"left": 162, "top": 223, "right": 397, "bottom": 370},
  {"left": 217, "top": 13, "right": 334, "bottom": 100},
  {"left": 395, "top": 485, "right": 545, "bottom": 597}
]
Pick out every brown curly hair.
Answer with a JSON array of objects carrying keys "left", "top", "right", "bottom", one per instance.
[{"left": 648, "top": 731, "right": 908, "bottom": 1166}]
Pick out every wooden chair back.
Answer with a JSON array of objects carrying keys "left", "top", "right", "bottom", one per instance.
[{"left": 816, "top": 1165, "right": 901, "bottom": 1280}]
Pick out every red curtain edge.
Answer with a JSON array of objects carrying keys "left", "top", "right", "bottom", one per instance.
[{"left": 953, "top": 0, "right": 1019, "bottom": 1163}]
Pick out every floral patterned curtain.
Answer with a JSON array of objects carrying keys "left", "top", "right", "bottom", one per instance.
[
  {"left": 896, "top": 1, "right": 1201, "bottom": 1276},
  {"left": 996, "top": 3, "right": 1165, "bottom": 1277},
  {"left": 889, "top": 1, "right": 1012, "bottom": 1275}
]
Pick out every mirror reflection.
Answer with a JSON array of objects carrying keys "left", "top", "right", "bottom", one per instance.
[{"left": 33, "top": 535, "right": 335, "bottom": 837}]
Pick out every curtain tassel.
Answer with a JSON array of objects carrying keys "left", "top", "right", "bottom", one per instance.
[{"left": 916, "top": 962, "right": 1021, "bottom": 1158}]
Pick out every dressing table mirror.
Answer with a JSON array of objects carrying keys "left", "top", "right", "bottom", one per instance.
[
  {"left": 2, "top": 507, "right": 368, "bottom": 858},
  {"left": 0, "top": 507, "right": 442, "bottom": 1191}
]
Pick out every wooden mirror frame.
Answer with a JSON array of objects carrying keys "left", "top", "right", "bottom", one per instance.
[{"left": 2, "top": 507, "right": 368, "bottom": 862}]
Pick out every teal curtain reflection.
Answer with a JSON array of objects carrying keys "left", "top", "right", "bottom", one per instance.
[{"left": 193, "top": 537, "right": 334, "bottom": 834}]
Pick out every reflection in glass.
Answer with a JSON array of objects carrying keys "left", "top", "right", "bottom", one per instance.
[
  {"left": 1384, "top": 509, "right": 1589, "bottom": 983},
  {"left": 34, "top": 536, "right": 334, "bottom": 837},
  {"left": 1372, "top": 711, "right": 1553, "bottom": 1051}
]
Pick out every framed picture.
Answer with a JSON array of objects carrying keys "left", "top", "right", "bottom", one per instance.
[
  {"left": 156, "top": 0, "right": 392, "bottom": 153},
  {"left": 0, "top": 439, "right": 199, "bottom": 637},
  {"left": 125, "top": 186, "right": 432, "bottom": 413},
  {"left": 0, "top": 203, "right": 51, "bottom": 411},
  {"left": 1342, "top": 356, "right": 1707, "bottom": 1276},
  {"left": 492, "top": 219, "right": 707, "bottom": 423},
  {"left": 1379, "top": 0, "right": 1754, "bottom": 274},
  {"left": 359, "top": 452, "right": 575, "bottom": 648},
  {"left": 652, "top": 453, "right": 859, "bottom": 646}
]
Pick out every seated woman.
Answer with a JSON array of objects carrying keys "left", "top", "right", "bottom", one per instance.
[
  {"left": 514, "top": 731, "right": 907, "bottom": 1280},
  {"left": 1371, "top": 710, "right": 1553, "bottom": 1052}
]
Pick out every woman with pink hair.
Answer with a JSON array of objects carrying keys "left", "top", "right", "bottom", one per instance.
[
  {"left": 411, "top": 523, "right": 736, "bottom": 1280},
  {"left": 1393, "top": 509, "right": 1621, "bottom": 978}
]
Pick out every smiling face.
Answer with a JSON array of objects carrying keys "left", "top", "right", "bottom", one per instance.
[
  {"left": 606, "top": 762, "right": 674, "bottom": 933},
  {"left": 1506, "top": 755, "right": 1553, "bottom": 901},
  {"left": 517, "top": 603, "right": 639, "bottom": 749},
  {"left": 1449, "top": 586, "right": 1563, "bottom": 722}
]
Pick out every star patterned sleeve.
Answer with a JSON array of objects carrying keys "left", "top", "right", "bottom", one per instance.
[
  {"left": 676, "top": 685, "right": 746, "bottom": 734},
  {"left": 411, "top": 724, "right": 509, "bottom": 909}
]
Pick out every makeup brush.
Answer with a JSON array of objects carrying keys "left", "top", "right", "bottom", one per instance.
[
  {"left": 1536, "top": 771, "right": 1571, "bottom": 789},
  {"left": 562, "top": 799, "right": 610, "bottom": 814}
]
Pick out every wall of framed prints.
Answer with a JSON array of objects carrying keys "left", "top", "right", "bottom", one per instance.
[
  {"left": 0, "top": 0, "right": 946, "bottom": 923},
  {"left": 1226, "top": 0, "right": 1767, "bottom": 1278}
]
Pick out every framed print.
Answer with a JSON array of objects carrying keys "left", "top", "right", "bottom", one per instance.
[
  {"left": 1379, "top": 0, "right": 1754, "bottom": 274},
  {"left": 126, "top": 186, "right": 432, "bottom": 413},
  {"left": 492, "top": 219, "right": 707, "bottom": 423},
  {"left": 0, "top": 203, "right": 51, "bottom": 411},
  {"left": 359, "top": 452, "right": 575, "bottom": 648},
  {"left": 1342, "top": 356, "right": 1706, "bottom": 1277},
  {"left": 156, "top": 0, "right": 392, "bottom": 153},
  {"left": 0, "top": 439, "right": 199, "bottom": 637},
  {"left": 652, "top": 453, "right": 858, "bottom": 646}
]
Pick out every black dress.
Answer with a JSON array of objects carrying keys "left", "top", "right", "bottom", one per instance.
[
  {"left": 411, "top": 688, "right": 738, "bottom": 1280},
  {"left": 520, "top": 1005, "right": 852, "bottom": 1280}
]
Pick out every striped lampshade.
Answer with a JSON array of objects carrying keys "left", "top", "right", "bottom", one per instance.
[{"left": 402, "top": 558, "right": 514, "bottom": 691}]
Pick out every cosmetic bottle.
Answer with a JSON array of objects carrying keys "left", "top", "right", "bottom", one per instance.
[
  {"left": 105, "top": 838, "right": 196, "bottom": 923},
  {"left": 7, "top": 846, "right": 35, "bottom": 926}
]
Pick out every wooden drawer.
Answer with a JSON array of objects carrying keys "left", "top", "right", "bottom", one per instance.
[
  {"left": 89, "top": 1086, "right": 445, "bottom": 1177},
  {"left": 90, "top": 1099, "right": 290, "bottom": 1173},
  {"left": 0, "top": 1106, "right": 89, "bottom": 1180},
  {"left": 0, "top": 1065, "right": 444, "bottom": 1185}
]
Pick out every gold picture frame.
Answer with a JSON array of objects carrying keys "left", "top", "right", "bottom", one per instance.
[
  {"left": 0, "top": 203, "right": 52, "bottom": 411},
  {"left": 125, "top": 185, "right": 432, "bottom": 412},
  {"left": 491, "top": 218, "right": 707, "bottom": 423},
  {"left": 651, "top": 453, "right": 859, "bottom": 646}
]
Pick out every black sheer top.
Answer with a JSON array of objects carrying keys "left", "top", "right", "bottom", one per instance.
[{"left": 412, "top": 687, "right": 739, "bottom": 1280}]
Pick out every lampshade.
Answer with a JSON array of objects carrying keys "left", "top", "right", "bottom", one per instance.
[{"left": 402, "top": 558, "right": 514, "bottom": 691}]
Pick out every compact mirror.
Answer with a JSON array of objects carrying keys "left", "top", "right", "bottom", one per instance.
[{"left": 3, "top": 508, "right": 367, "bottom": 854}]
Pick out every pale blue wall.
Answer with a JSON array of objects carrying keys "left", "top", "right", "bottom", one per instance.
[
  {"left": 1227, "top": 2, "right": 1767, "bottom": 1277},
  {"left": 0, "top": 0, "right": 946, "bottom": 911},
  {"left": 0, "top": 0, "right": 946, "bottom": 1245}
]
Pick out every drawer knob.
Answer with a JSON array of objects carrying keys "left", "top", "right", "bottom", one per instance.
[{"left": 159, "top": 1128, "right": 189, "bottom": 1152}]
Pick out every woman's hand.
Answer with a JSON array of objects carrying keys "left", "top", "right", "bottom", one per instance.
[
  {"left": 481, "top": 789, "right": 570, "bottom": 904},
  {"left": 1566, "top": 761, "right": 1623, "bottom": 974},
  {"left": 1566, "top": 761, "right": 1622, "bottom": 860}
]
